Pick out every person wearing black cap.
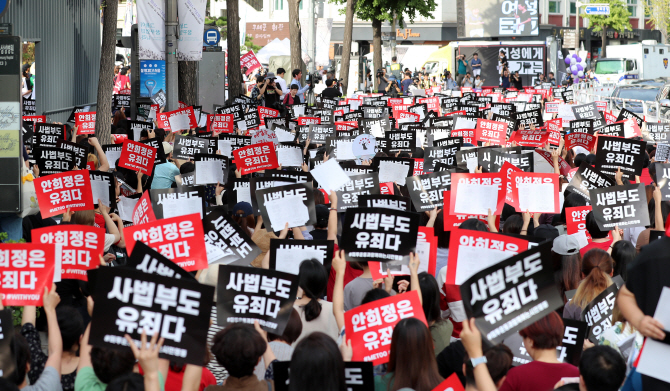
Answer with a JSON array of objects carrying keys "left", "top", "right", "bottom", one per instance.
[
  {"left": 320, "top": 79, "right": 341, "bottom": 99},
  {"left": 309, "top": 204, "right": 330, "bottom": 240}
]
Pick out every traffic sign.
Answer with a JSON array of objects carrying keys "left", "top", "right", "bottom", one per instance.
[
  {"left": 203, "top": 28, "right": 221, "bottom": 46},
  {"left": 584, "top": 5, "right": 610, "bottom": 15}
]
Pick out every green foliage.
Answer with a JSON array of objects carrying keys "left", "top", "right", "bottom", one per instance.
[
  {"left": 644, "top": 0, "right": 669, "bottom": 42},
  {"left": 9, "top": 307, "right": 39, "bottom": 328},
  {"left": 205, "top": 16, "right": 228, "bottom": 40},
  {"left": 329, "top": 0, "right": 436, "bottom": 26},
  {"left": 585, "top": 0, "right": 632, "bottom": 33},
  {"left": 242, "top": 35, "right": 263, "bottom": 53},
  {"left": 0, "top": 232, "right": 26, "bottom": 243}
]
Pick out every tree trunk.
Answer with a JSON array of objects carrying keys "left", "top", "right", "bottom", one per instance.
[
  {"left": 372, "top": 18, "right": 382, "bottom": 92},
  {"left": 94, "top": 0, "right": 119, "bottom": 145},
  {"left": 178, "top": 61, "right": 198, "bottom": 106},
  {"left": 601, "top": 26, "right": 607, "bottom": 59},
  {"left": 227, "top": 0, "right": 243, "bottom": 99},
  {"left": 288, "top": 0, "right": 303, "bottom": 81},
  {"left": 339, "top": 0, "right": 357, "bottom": 95}
]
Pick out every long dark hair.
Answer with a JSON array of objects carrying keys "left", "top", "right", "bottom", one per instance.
[
  {"left": 573, "top": 249, "right": 613, "bottom": 309},
  {"left": 298, "top": 259, "right": 327, "bottom": 321},
  {"left": 418, "top": 272, "right": 441, "bottom": 325},
  {"left": 611, "top": 240, "right": 635, "bottom": 282},
  {"left": 387, "top": 318, "right": 443, "bottom": 391},
  {"left": 289, "top": 332, "right": 346, "bottom": 391},
  {"left": 552, "top": 252, "right": 582, "bottom": 304}
]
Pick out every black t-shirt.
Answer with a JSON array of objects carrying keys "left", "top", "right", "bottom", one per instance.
[
  {"left": 264, "top": 89, "right": 280, "bottom": 107},
  {"left": 320, "top": 87, "right": 341, "bottom": 99}
]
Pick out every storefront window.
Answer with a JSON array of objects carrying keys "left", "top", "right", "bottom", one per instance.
[
  {"left": 570, "top": 1, "right": 576, "bottom": 14},
  {"left": 627, "top": 0, "right": 637, "bottom": 16},
  {"left": 549, "top": 1, "right": 561, "bottom": 13}
]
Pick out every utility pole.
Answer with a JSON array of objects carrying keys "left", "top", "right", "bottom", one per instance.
[
  {"left": 575, "top": 0, "right": 583, "bottom": 53},
  {"left": 307, "top": 0, "right": 316, "bottom": 72},
  {"left": 166, "top": 0, "right": 179, "bottom": 111},
  {"left": 391, "top": 12, "right": 397, "bottom": 58}
]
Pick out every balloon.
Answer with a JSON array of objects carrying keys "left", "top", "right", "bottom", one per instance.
[
  {"left": 571, "top": 65, "right": 578, "bottom": 73},
  {"left": 578, "top": 71, "right": 584, "bottom": 77},
  {"left": 570, "top": 57, "right": 577, "bottom": 65},
  {"left": 577, "top": 64, "right": 583, "bottom": 71},
  {"left": 565, "top": 57, "right": 572, "bottom": 65},
  {"left": 576, "top": 56, "right": 582, "bottom": 63}
]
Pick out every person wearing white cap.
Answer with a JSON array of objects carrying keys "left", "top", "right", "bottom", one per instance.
[{"left": 151, "top": 141, "right": 183, "bottom": 189}]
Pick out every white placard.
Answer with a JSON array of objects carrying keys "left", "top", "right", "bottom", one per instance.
[
  {"left": 277, "top": 147, "right": 304, "bottom": 167},
  {"left": 168, "top": 114, "right": 190, "bottom": 132},
  {"left": 105, "top": 150, "right": 122, "bottom": 169},
  {"left": 90, "top": 179, "right": 111, "bottom": 207},
  {"left": 636, "top": 287, "right": 670, "bottom": 383},
  {"left": 517, "top": 183, "right": 556, "bottom": 213},
  {"left": 162, "top": 197, "right": 202, "bottom": 219},
  {"left": 275, "top": 248, "right": 325, "bottom": 275},
  {"left": 217, "top": 140, "right": 233, "bottom": 158},
  {"left": 378, "top": 160, "right": 409, "bottom": 186},
  {"left": 117, "top": 196, "right": 139, "bottom": 222},
  {"left": 454, "top": 184, "right": 498, "bottom": 215},
  {"left": 335, "top": 140, "right": 356, "bottom": 161},
  {"left": 195, "top": 160, "right": 224, "bottom": 185},
  {"left": 311, "top": 159, "right": 351, "bottom": 193},
  {"left": 265, "top": 195, "right": 311, "bottom": 230}
]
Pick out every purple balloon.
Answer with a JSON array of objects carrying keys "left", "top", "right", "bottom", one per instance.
[
  {"left": 571, "top": 65, "right": 578, "bottom": 73},
  {"left": 577, "top": 64, "right": 583, "bottom": 71},
  {"left": 576, "top": 56, "right": 582, "bottom": 63},
  {"left": 565, "top": 57, "right": 572, "bottom": 65}
]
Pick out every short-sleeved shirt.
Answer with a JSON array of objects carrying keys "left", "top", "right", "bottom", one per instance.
[
  {"left": 24, "top": 366, "right": 63, "bottom": 391},
  {"left": 74, "top": 366, "right": 166, "bottom": 391},
  {"left": 151, "top": 162, "right": 181, "bottom": 189},
  {"left": 498, "top": 361, "right": 579, "bottom": 391},
  {"left": 22, "top": 323, "right": 76, "bottom": 391},
  {"left": 457, "top": 60, "right": 467, "bottom": 75},
  {"left": 471, "top": 58, "right": 482, "bottom": 68}
]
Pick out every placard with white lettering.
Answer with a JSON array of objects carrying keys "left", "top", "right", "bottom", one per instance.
[
  {"left": 269, "top": 239, "right": 334, "bottom": 275},
  {"left": 594, "top": 136, "right": 646, "bottom": 180},
  {"left": 256, "top": 183, "right": 317, "bottom": 232},
  {"left": 590, "top": 183, "right": 649, "bottom": 230},
  {"left": 335, "top": 173, "right": 380, "bottom": 212},
  {"left": 202, "top": 209, "right": 261, "bottom": 266},
  {"left": 407, "top": 171, "right": 453, "bottom": 212},
  {"left": 565, "top": 163, "right": 615, "bottom": 201},
  {"left": 580, "top": 283, "right": 618, "bottom": 343}
]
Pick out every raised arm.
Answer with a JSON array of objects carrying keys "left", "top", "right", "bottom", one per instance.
[
  {"left": 89, "top": 137, "right": 109, "bottom": 172},
  {"left": 409, "top": 253, "right": 422, "bottom": 305},
  {"left": 332, "top": 249, "right": 346, "bottom": 331},
  {"left": 328, "top": 191, "right": 339, "bottom": 244},
  {"left": 43, "top": 284, "right": 63, "bottom": 373},
  {"left": 100, "top": 199, "right": 121, "bottom": 244}
]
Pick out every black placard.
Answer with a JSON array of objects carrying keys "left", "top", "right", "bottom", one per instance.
[
  {"left": 424, "top": 145, "right": 460, "bottom": 172},
  {"left": 580, "top": 283, "right": 619, "bottom": 343},
  {"left": 460, "top": 242, "right": 563, "bottom": 344},
  {"left": 149, "top": 187, "right": 206, "bottom": 220},
  {"left": 491, "top": 150, "right": 533, "bottom": 173},
  {"left": 571, "top": 102, "right": 599, "bottom": 120},
  {"left": 590, "top": 183, "right": 649, "bottom": 231},
  {"left": 358, "top": 194, "right": 411, "bottom": 211},
  {"left": 216, "top": 103, "right": 244, "bottom": 122},
  {"left": 334, "top": 173, "right": 380, "bottom": 212},
  {"left": 244, "top": 108, "right": 260, "bottom": 129},
  {"left": 456, "top": 149, "right": 478, "bottom": 172},
  {"left": 57, "top": 140, "right": 87, "bottom": 169},
  {"left": 142, "top": 138, "right": 167, "bottom": 165},
  {"left": 250, "top": 177, "right": 296, "bottom": 215},
  {"left": 90, "top": 170, "right": 117, "bottom": 210},
  {"left": 569, "top": 119, "right": 594, "bottom": 134},
  {"left": 269, "top": 239, "right": 335, "bottom": 274},
  {"left": 202, "top": 209, "right": 261, "bottom": 266},
  {"left": 653, "top": 163, "right": 670, "bottom": 201},
  {"left": 264, "top": 169, "right": 312, "bottom": 184},
  {"left": 256, "top": 182, "right": 317, "bottom": 232},
  {"left": 559, "top": 319, "right": 588, "bottom": 366},
  {"left": 598, "top": 123, "right": 625, "bottom": 138},
  {"left": 113, "top": 94, "right": 131, "bottom": 109},
  {"left": 273, "top": 361, "right": 374, "bottom": 391},
  {"left": 0, "top": 309, "right": 15, "bottom": 377},
  {"left": 216, "top": 265, "right": 299, "bottom": 334},
  {"left": 126, "top": 120, "right": 153, "bottom": 141},
  {"left": 307, "top": 124, "right": 335, "bottom": 144},
  {"left": 227, "top": 178, "right": 251, "bottom": 209},
  {"left": 565, "top": 163, "right": 615, "bottom": 201},
  {"left": 340, "top": 207, "right": 419, "bottom": 263},
  {"left": 151, "top": 90, "right": 167, "bottom": 108},
  {"left": 34, "top": 147, "right": 76, "bottom": 176},
  {"left": 642, "top": 122, "right": 670, "bottom": 143},
  {"left": 125, "top": 241, "right": 196, "bottom": 280},
  {"left": 616, "top": 108, "right": 643, "bottom": 129},
  {"left": 89, "top": 267, "right": 214, "bottom": 365},
  {"left": 514, "top": 108, "right": 544, "bottom": 128},
  {"left": 34, "top": 123, "right": 65, "bottom": 148},
  {"left": 594, "top": 136, "right": 646, "bottom": 180},
  {"left": 407, "top": 171, "right": 452, "bottom": 212},
  {"left": 491, "top": 114, "right": 517, "bottom": 140},
  {"left": 173, "top": 135, "right": 209, "bottom": 160}
]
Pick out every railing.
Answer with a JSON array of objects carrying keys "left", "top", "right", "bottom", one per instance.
[
  {"left": 43, "top": 103, "right": 97, "bottom": 124},
  {"left": 573, "top": 82, "right": 670, "bottom": 123}
]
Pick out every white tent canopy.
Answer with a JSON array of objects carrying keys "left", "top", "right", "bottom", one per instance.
[{"left": 256, "top": 38, "right": 291, "bottom": 64}]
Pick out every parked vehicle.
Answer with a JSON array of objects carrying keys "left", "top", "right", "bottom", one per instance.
[{"left": 593, "top": 41, "right": 670, "bottom": 85}]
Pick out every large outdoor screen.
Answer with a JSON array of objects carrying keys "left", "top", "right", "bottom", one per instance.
[{"left": 457, "top": 0, "right": 540, "bottom": 38}]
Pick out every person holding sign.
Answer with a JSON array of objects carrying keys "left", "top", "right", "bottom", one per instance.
[
  {"left": 496, "top": 313, "right": 579, "bottom": 391},
  {"left": 563, "top": 249, "right": 614, "bottom": 321}
]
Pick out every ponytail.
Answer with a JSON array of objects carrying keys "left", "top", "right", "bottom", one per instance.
[
  {"left": 297, "top": 259, "right": 328, "bottom": 322},
  {"left": 304, "top": 295, "right": 322, "bottom": 322},
  {"left": 572, "top": 249, "right": 613, "bottom": 309}
]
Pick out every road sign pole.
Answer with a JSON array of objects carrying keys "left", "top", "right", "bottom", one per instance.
[{"left": 575, "top": 1, "right": 581, "bottom": 53}]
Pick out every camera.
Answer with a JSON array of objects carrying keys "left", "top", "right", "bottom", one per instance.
[
  {"left": 305, "top": 72, "right": 321, "bottom": 89},
  {"left": 376, "top": 69, "right": 384, "bottom": 78}
]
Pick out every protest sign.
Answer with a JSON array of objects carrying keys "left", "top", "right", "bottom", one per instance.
[
  {"left": 340, "top": 207, "right": 419, "bottom": 263},
  {"left": 616, "top": 108, "right": 643, "bottom": 129},
  {"left": 34, "top": 123, "right": 65, "bottom": 148},
  {"left": 334, "top": 173, "right": 380, "bottom": 212},
  {"left": 0, "top": 243, "right": 56, "bottom": 305},
  {"left": 560, "top": 319, "right": 588, "bottom": 366},
  {"left": 311, "top": 159, "right": 351, "bottom": 193},
  {"left": 125, "top": 213, "right": 208, "bottom": 271},
  {"left": 460, "top": 242, "right": 563, "bottom": 343},
  {"left": 125, "top": 242, "right": 195, "bottom": 281},
  {"left": 358, "top": 194, "right": 410, "bottom": 211},
  {"left": 202, "top": 209, "right": 261, "bottom": 266},
  {"left": 423, "top": 146, "right": 460, "bottom": 172},
  {"left": 132, "top": 191, "right": 156, "bottom": 225},
  {"left": 56, "top": 140, "right": 88, "bottom": 169},
  {"left": 407, "top": 171, "right": 453, "bottom": 212},
  {"left": 449, "top": 173, "right": 505, "bottom": 215},
  {"left": 344, "top": 290, "right": 426, "bottom": 365},
  {"left": 514, "top": 109, "right": 543, "bottom": 128},
  {"left": 510, "top": 172, "right": 559, "bottom": 213},
  {"left": 566, "top": 205, "right": 593, "bottom": 241},
  {"left": 642, "top": 122, "right": 670, "bottom": 143},
  {"left": 118, "top": 140, "right": 157, "bottom": 175},
  {"left": 250, "top": 177, "right": 295, "bottom": 215},
  {"left": 89, "top": 267, "right": 214, "bottom": 364},
  {"left": 273, "top": 361, "right": 375, "bottom": 391},
  {"left": 491, "top": 150, "right": 534, "bottom": 174},
  {"left": 385, "top": 130, "right": 416, "bottom": 153},
  {"left": 150, "top": 187, "right": 206, "bottom": 220},
  {"left": 653, "top": 163, "right": 670, "bottom": 200},
  {"left": 432, "top": 373, "right": 465, "bottom": 391},
  {"left": 475, "top": 119, "right": 507, "bottom": 145},
  {"left": 240, "top": 50, "right": 261, "bottom": 74},
  {"left": 217, "top": 265, "right": 299, "bottom": 334},
  {"left": 233, "top": 142, "right": 279, "bottom": 175},
  {"left": 34, "top": 225, "right": 105, "bottom": 281},
  {"left": 442, "top": 191, "right": 496, "bottom": 231},
  {"left": 126, "top": 120, "right": 153, "bottom": 141},
  {"left": 569, "top": 119, "right": 594, "bottom": 134},
  {"left": 89, "top": 171, "right": 116, "bottom": 210},
  {"left": 511, "top": 129, "right": 549, "bottom": 147},
  {"left": 581, "top": 283, "right": 618, "bottom": 343},
  {"left": 74, "top": 112, "right": 97, "bottom": 135},
  {"left": 208, "top": 114, "right": 234, "bottom": 134},
  {"left": 594, "top": 136, "right": 646, "bottom": 180},
  {"left": 275, "top": 144, "right": 303, "bottom": 168},
  {"left": 269, "top": 239, "right": 334, "bottom": 275},
  {"left": 34, "top": 147, "right": 76, "bottom": 176},
  {"left": 173, "top": 135, "right": 208, "bottom": 160},
  {"left": 565, "top": 163, "right": 616, "bottom": 201},
  {"left": 256, "top": 183, "right": 316, "bottom": 232},
  {"left": 375, "top": 157, "right": 414, "bottom": 186},
  {"left": 194, "top": 154, "right": 228, "bottom": 185},
  {"left": 656, "top": 144, "right": 670, "bottom": 163},
  {"left": 34, "top": 170, "right": 95, "bottom": 218},
  {"left": 590, "top": 183, "right": 649, "bottom": 230},
  {"left": 565, "top": 132, "right": 596, "bottom": 152},
  {"left": 103, "top": 144, "right": 123, "bottom": 169},
  {"left": 598, "top": 122, "right": 625, "bottom": 138},
  {"left": 369, "top": 226, "right": 437, "bottom": 279}
]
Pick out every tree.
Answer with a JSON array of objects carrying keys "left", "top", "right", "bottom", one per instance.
[
  {"left": 178, "top": 62, "right": 198, "bottom": 106},
  {"left": 585, "top": 0, "right": 632, "bottom": 58},
  {"left": 332, "top": 0, "right": 436, "bottom": 92},
  {"left": 645, "top": 0, "right": 669, "bottom": 43},
  {"left": 242, "top": 35, "right": 262, "bottom": 53},
  {"left": 288, "top": 0, "right": 303, "bottom": 81},
  {"left": 227, "top": 0, "right": 244, "bottom": 99},
  {"left": 94, "top": 0, "right": 119, "bottom": 145},
  {"left": 339, "top": 0, "right": 358, "bottom": 95}
]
